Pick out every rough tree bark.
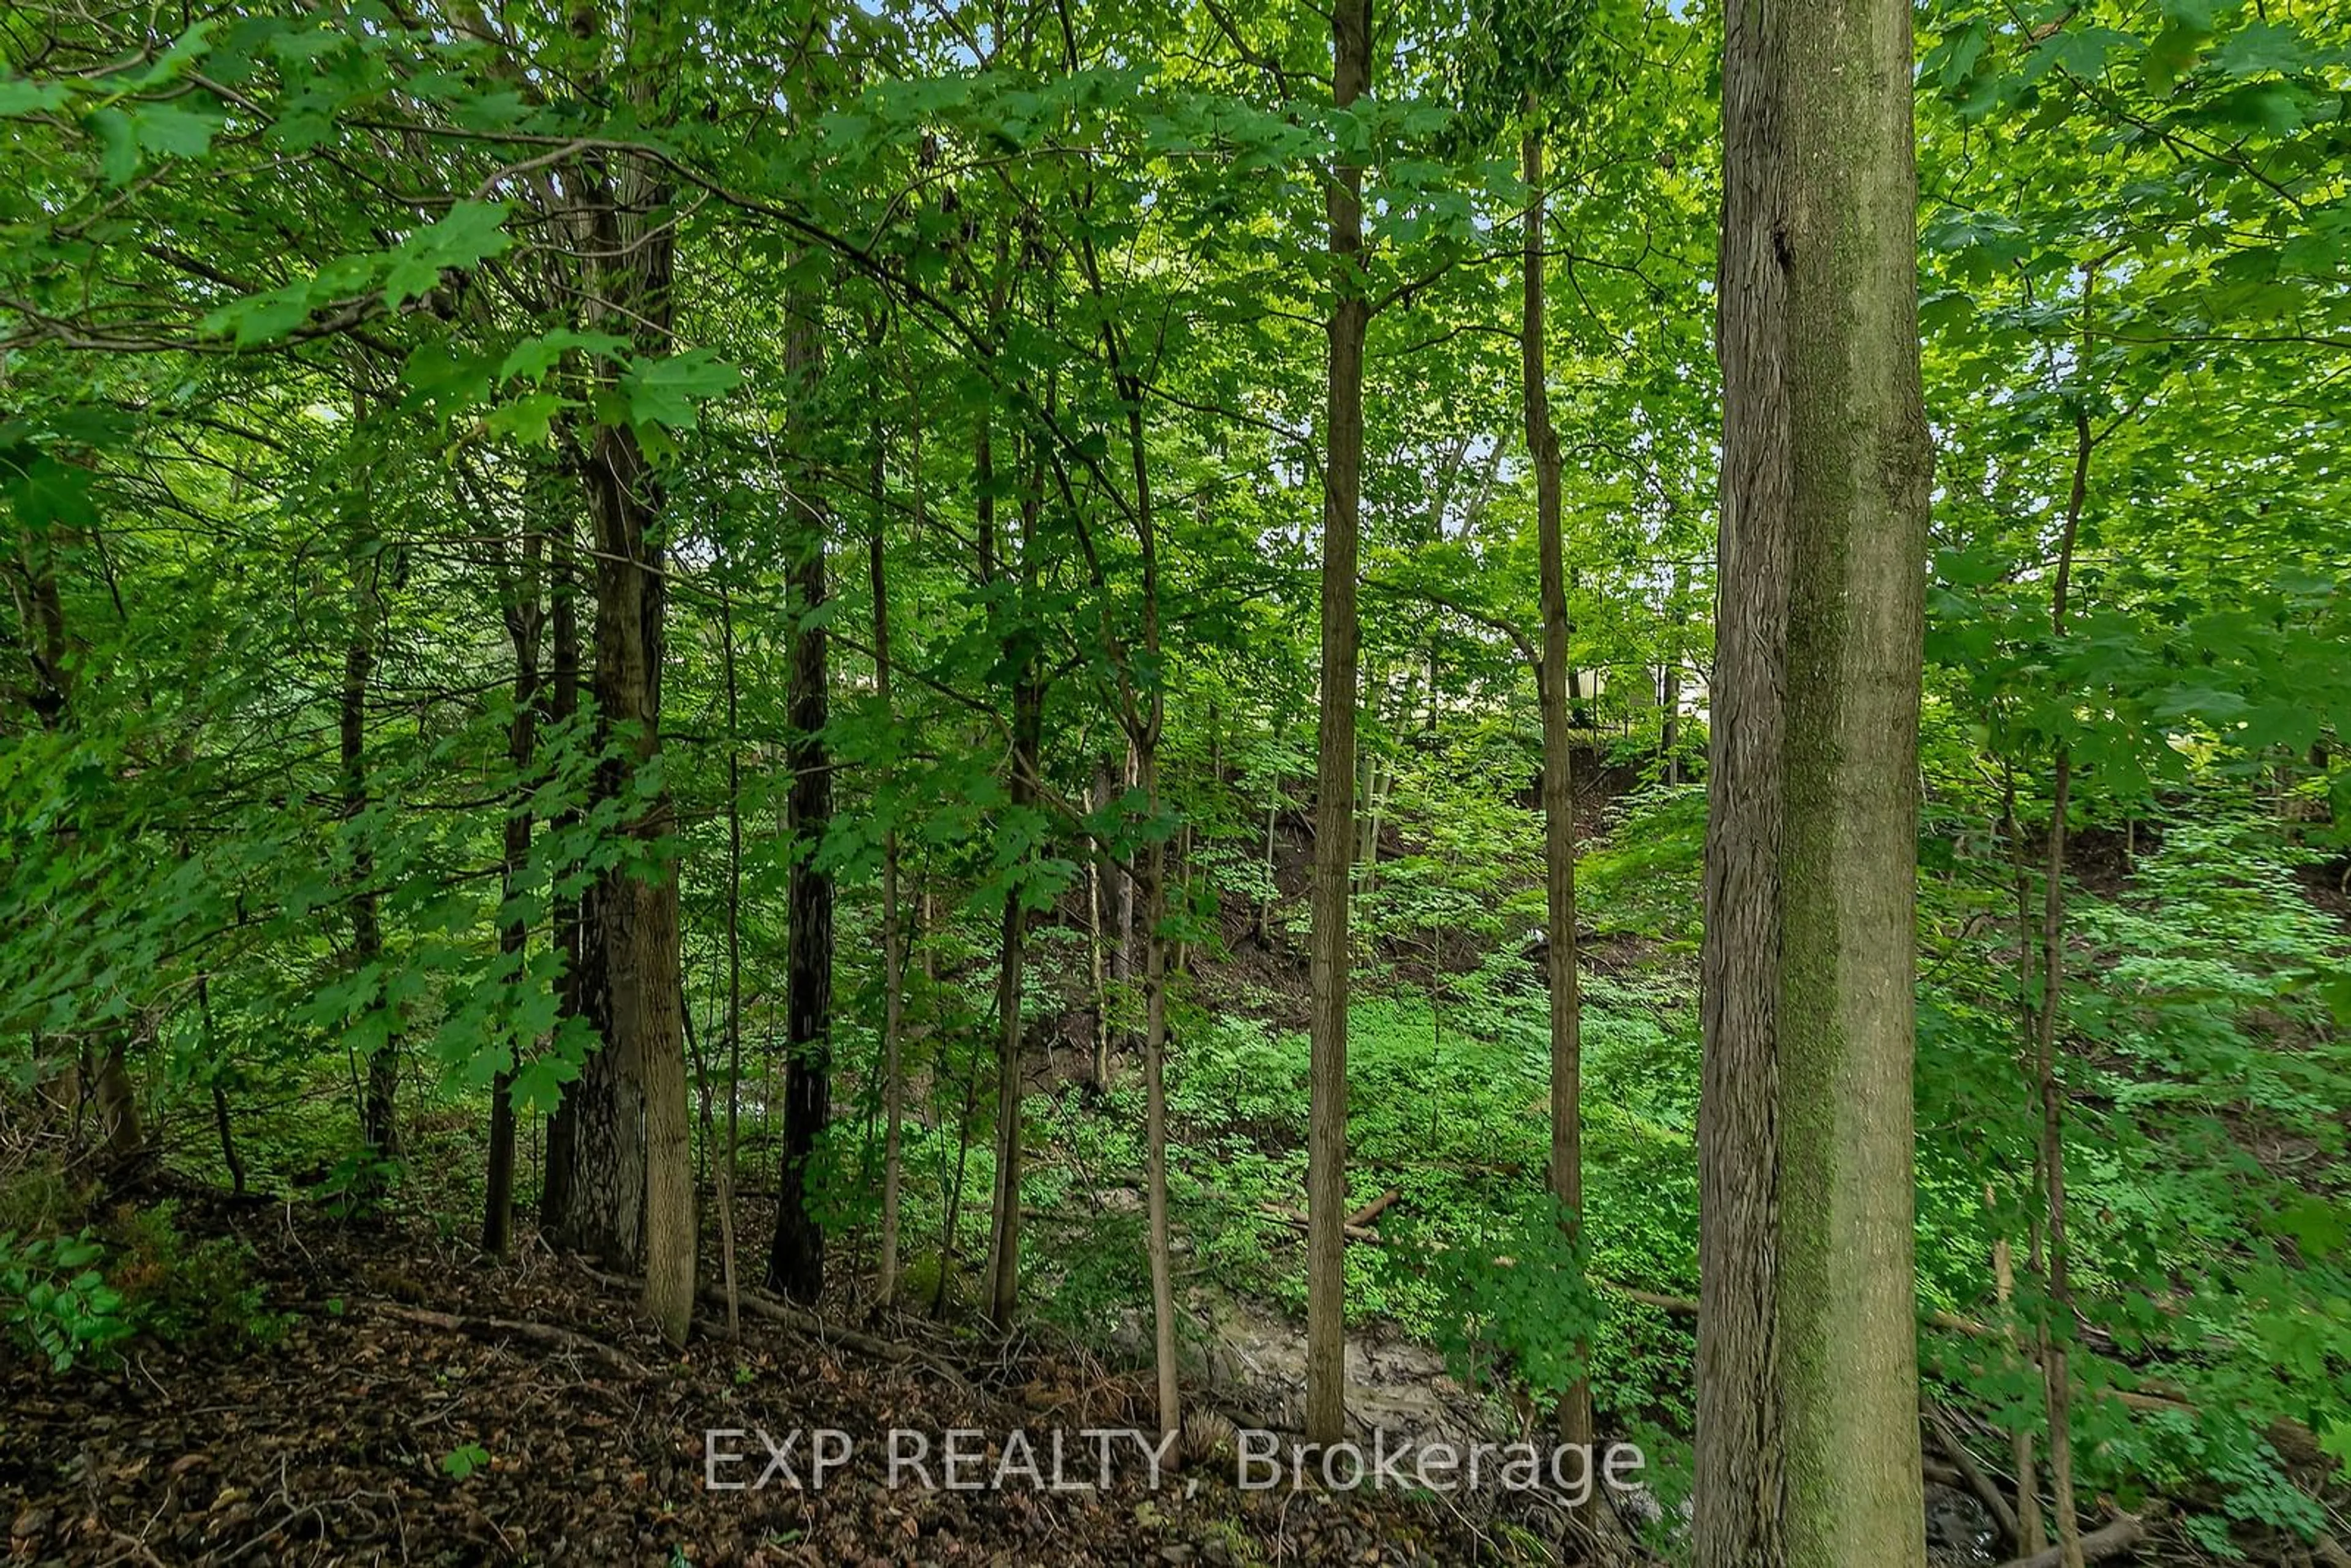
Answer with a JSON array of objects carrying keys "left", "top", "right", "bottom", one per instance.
[
  {"left": 549, "top": 105, "right": 692, "bottom": 1344},
  {"left": 1697, "top": 0, "right": 1933, "bottom": 1562},
  {"left": 1305, "top": 0, "right": 1372, "bottom": 1450}
]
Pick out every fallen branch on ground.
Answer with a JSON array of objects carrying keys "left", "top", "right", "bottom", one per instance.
[
  {"left": 1257, "top": 1202, "right": 1382, "bottom": 1243},
  {"left": 1928, "top": 1408, "right": 2023, "bottom": 1548},
  {"left": 1993, "top": 1508, "right": 2152, "bottom": 1568},
  {"left": 722, "top": 1285, "right": 982, "bottom": 1403},
  {"left": 568, "top": 1259, "right": 984, "bottom": 1404},
  {"left": 359, "top": 1300, "right": 648, "bottom": 1379}
]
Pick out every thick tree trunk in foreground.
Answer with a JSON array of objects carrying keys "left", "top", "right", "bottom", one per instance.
[
  {"left": 1697, "top": 0, "right": 1932, "bottom": 1562},
  {"left": 567, "top": 407, "right": 690, "bottom": 1345},
  {"left": 1305, "top": 0, "right": 1371, "bottom": 1450},
  {"left": 1522, "top": 122, "right": 1591, "bottom": 1464},
  {"left": 770, "top": 297, "right": 836, "bottom": 1306},
  {"left": 549, "top": 128, "right": 692, "bottom": 1346}
]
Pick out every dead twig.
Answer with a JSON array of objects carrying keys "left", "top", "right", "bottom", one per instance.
[{"left": 358, "top": 1300, "right": 649, "bottom": 1379}]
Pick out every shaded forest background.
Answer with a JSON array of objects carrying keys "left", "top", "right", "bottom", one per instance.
[{"left": 2, "top": 0, "right": 2347, "bottom": 1563}]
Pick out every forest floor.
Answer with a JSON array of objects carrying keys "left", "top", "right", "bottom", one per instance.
[{"left": 1, "top": 1180, "right": 1595, "bottom": 1567}]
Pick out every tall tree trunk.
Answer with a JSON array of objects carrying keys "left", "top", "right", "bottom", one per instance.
[
  {"left": 342, "top": 532, "right": 397, "bottom": 1162},
  {"left": 538, "top": 519, "right": 583, "bottom": 1232},
  {"left": 15, "top": 535, "right": 144, "bottom": 1158},
  {"left": 1305, "top": 0, "right": 1371, "bottom": 1450},
  {"left": 200, "top": 980, "right": 240, "bottom": 1196},
  {"left": 1990, "top": 1172, "right": 2044, "bottom": 1555},
  {"left": 1697, "top": 0, "right": 1932, "bottom": 1561},
  {"left": 1108, "top": 309, "right": 1182, "bottom": 1439},
  {"left": 1111, "top": 740, "right": 1138, "bottom": 1043},
  {"left": 717, "top": 577, "right": 744, "bottom": 1335},
  {"left": 1662, "top": 561, "right": 1690, "bottom": 785},
  {"left": 771, "top": 290, "right": 836, "bottom": 1306},
  {"left": 1522, "top": 119, "right": 1592, "bottom": 1465},
  {"left": 871, "top": 463, "right": 907, "bottom": 1307},
  {"left": 1139, "top": 738, "right": 1179, "bottom": 1439},
  {"left": 1088, "top": 768, "right": 1111, "bottom": 1090},
  {"left": 483, "top": 530, "right": 543, "bottom": 1259},
  {"left": 2033, "top": 304, "right": 2101, "bottom": 1568},
  {"left": 984, "top": 435, "right": 1042, "bottom": 1329},
  {"left": 554, "top": 122, "right": 692, "bottom": 1345}
]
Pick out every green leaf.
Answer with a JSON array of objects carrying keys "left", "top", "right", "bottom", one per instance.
[
  {"left": 2213, "top": 83, "right": 2305, "bottom": 134},
  {"left": 0, "top": 77, "right": 70, "bottom": 116},
  {"left": 86, "top": 107, "right": 138, "bottom": 184},
  {"left": 382, "top": 200, "right": 512, "bottom": 309},
  {"left": 2214, "top": 21, "right": 2311, "bottom": 77},
  {"left": 500, "top": 328, "right": 631, "bottom": 383},
  {"left": 484, "top": 392, "right": 568, "bottom": 445},
  {"left": 124, "top": 101, "right": 224, "bottom": 160},
  {"left": 122, "top": 20, "right": 221, "bottom": 90},
  {"left": 201, "top": 280, "right": 315, "bottom": 347},
  {"left": 8, "top": 459, "right": 100, "bottom": 532},
  {"left": 618, "top": 348, "right": 741, "bottom": 430}
]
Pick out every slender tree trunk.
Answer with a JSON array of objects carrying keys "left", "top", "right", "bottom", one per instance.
[
  {"left": 1305, "top": 0, "right": 1371, "bottom": 1449},
  {"left": 1258, "top": 781, "right": 1279, "bottom": 943},
  {"left": 17, "top": 510, "right": 144, "bottom": 1157},
  {"left": 1107, "top": 314, "right": 1182, "bottom": 1439},
  {"left": 1088, "top": 771, "right": 1111, "bottom": 1089},
  {"left": 2034, "top": 347, "right": 2099, "bottom": 1568},
  {"left": 1111, "top": 741, "right": 1138, "bottom": 1046},
  {"left": 771, "top": 291, "right": 836, "bottom": 1306},
  {"left": 342, "top": 535, "right": 398, "bottom": 1161},
  {"left": 200, "top": 978, "right": 240, "bottom": 1197},
  {"left": 984, "top": 439, "right": 1042, "bottom": 1330},
  {"left": 1697, "top": 0, "right": 1932, "bottom": 1562},
  {"left": 2037, "top": 751, "right": 2082, "bottom": 1568},
  {"left": 1139, "top": 739, "right": 1179, "bottom": 1439},
  {"left": 1522, "top": 119, "right": 1592, "bottom": 1465},
  {"left": 1662, "top": 562, "right": 1689, "bottom": 785},
  {"left": 484, "top": 531, "right": 544, "bottom": 1259},
  {"left": 717, "top": 578, "right": 744, "bottom": 1335},
  {"left": 1990, "top": 1177, "right": 2044, "bottom": 1555},
  {"left": 872, "top": 408, "right": 909, "bottom": 1307},
  {"left": 538, "top": 520, "right": 583, "bottom": 1232}
]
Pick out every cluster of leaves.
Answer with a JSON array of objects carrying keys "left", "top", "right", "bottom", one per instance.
[
  {"left": 0, "top": 1198, "right": 286, "bottom": 1372},
  {"left": 0, "top": 1229, "right": 130, "bottom": 1371}
]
